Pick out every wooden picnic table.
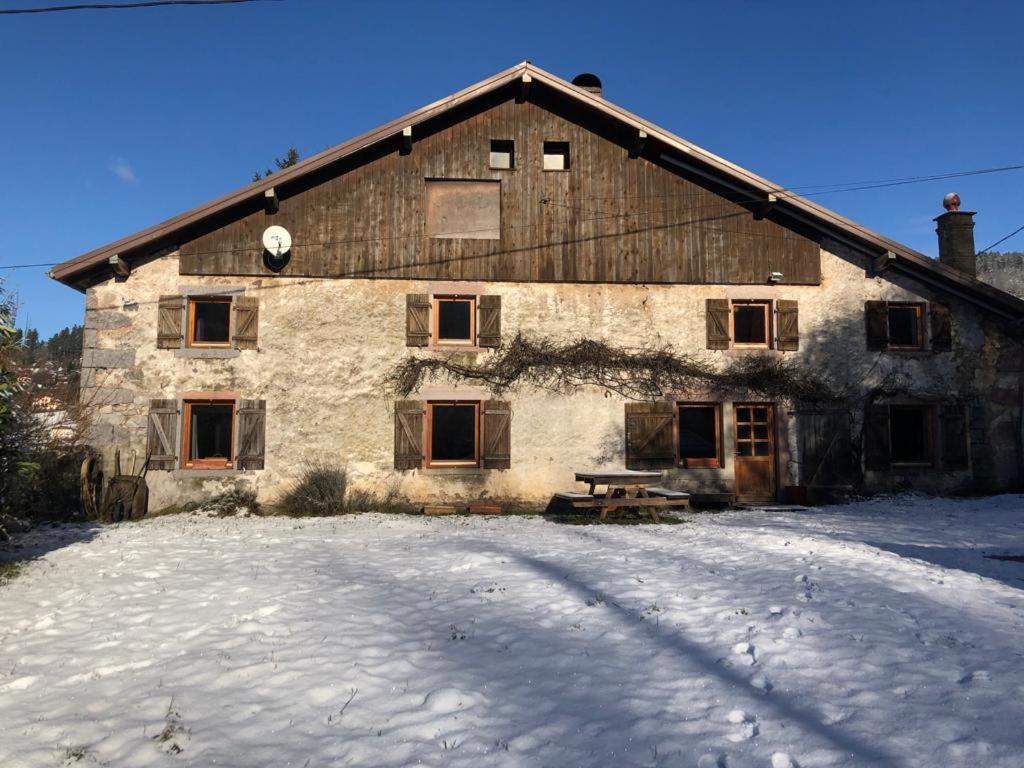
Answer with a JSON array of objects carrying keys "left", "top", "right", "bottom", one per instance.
[{"left": 566, "top": 470, "right": 690, "bottom": 523}]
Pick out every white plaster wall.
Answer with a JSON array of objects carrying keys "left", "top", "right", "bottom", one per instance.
[{"left": 80, "top": 241, "right": 1016, "bottom": 510}]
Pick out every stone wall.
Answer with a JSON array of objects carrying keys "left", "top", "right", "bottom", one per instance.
[
  {"left": 977, "top": 252, "right": 1024, "bottom": 299},
  {"left": 79, "top": 243, "right": 1022, "bottom": 510}
]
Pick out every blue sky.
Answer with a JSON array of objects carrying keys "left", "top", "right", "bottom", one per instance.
[{"left": 2, "top": 0, "right": 1023, "bottom": 337}]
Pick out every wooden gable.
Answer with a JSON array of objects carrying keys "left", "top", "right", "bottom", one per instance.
[{"left": 179, "top": 98, "right": 821, "bottom": 285}]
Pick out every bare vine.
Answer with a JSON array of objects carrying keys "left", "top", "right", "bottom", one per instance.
[{"left": 385, "top": 333, "right": 841, "bottom": 402}]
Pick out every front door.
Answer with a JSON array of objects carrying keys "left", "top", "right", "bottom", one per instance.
[{"left": 734, "top": 404, "right": 775, "bottom": 502}]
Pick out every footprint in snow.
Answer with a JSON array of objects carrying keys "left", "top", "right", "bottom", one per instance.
[
  {"left": 782, "top": 627, "right": 802, "bottom": 639},
  {"left": 958, "top": 670, "right": 991, "bottom": 684},
  {"left": 697, "top": 753, "right": 727, "bottom": 768},
  {"left": 725, "top": 709, "right": 758, "bottom": 742},
  {"left": 768, "top": 606, "right": 784, "bottom": 618},
  {"left": 749, "top": 673, "right": 772, "bottom": 692},
  {"left": 732, "top": 641, "right": 757, "bottom": 666},
  {"left": 771, "top": 752, "right": 800, "bottom": 768}
]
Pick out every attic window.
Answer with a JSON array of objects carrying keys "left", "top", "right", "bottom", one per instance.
[
  {"left": 188, "top": 297, "right": 231, "bottom": 347},
  {"left": 489, "top": 140, "right": 514, "bottom": 170},
  {"left": 543, "top": 141, "right": 570, "bottom": 171},
  {"left": 424, "top": 179, "right": 501, "bottom": 240},
  {"left": 732, "top": 301, "right": 772, "bottom": 347}
]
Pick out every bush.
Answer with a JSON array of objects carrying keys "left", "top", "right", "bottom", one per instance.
[
  {"left": 202, "top": 488, "right": 259, "bottom": 517},
  {"left": 278, "top": 462, "right": 349, "bottom": 516}
]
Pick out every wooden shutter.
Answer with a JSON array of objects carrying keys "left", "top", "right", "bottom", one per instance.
[
  {"left": 865, "top": 301, "right": 889, "bottom": 351},
  {"left": 394, "top": 400, "right": 425, "bottom": 469},
  {"left": 406, "top": 294, "right": 431, "bottom": 347},
  {"left": 232, "top": 296, "right": 259, "bottom": 350},
  {"left": 624, "top": 401, "right": 675, "bottom": 469},
  {"left": 706, "top": 299, "right": 730, "bottom": 350},
  {"left": 482, "top": 400, "right": 511, "bottom": 469},
  {"left": 157, "top": 295, "right": 184, "bottom": 349},
  {"left": 863, "top": 404, "right": 891, "bottom": 471},
  {"left": 477, "top": 295, "right": 501, "bottom": 348},
  {"left": 776, "top": 300, "right": 799, "bottom": 351},
  {"left": 930, "top": 302, "right": 952, "bottom": 352},
  {"left": 235, "top": 399, "right": 266, "bottom": 470},
  {"left": 798, "top": 409, "right": 856, "bottom": 487},
  {"left": 940, "top": 404, "right": 968, "bottom": 470},
  {"left": 146, "top": 399, "right": 179, "bottom": 470}
]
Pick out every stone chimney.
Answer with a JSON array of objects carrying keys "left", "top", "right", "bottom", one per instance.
[{"left": 934, "top": 192, "right": 977, "bottom": 277}]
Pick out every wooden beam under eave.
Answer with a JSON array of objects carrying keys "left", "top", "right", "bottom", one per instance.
[
  {"left": 629, "top": 130, "right": 647, "bottom": 159},
  {"left": 400, "top": 126, "right": 413, "bottom": 155},
  {"left": 516, "top": 72, "right": 532, "bottom": 103},
  {"left": 108, "top": 254, "right": 130, "bottom": 279},
  {"left": 874, "top": 250, "right": 897, "bottom": 274},
  {"left": 264, "top": 187, "right": 279, "bottom": 215}
]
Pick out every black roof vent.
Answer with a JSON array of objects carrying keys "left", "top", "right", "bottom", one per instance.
[{"left": 571, "top": 73, "right": 602, "bottom": 96}]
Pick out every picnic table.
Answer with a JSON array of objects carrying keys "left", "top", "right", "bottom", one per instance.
[{"left": 554, "top": 470, "right": 690, "bottom": 523}]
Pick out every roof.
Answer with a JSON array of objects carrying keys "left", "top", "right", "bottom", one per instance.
[{"left": 50, "top": 62, "right": 1024, "bottom": 319}]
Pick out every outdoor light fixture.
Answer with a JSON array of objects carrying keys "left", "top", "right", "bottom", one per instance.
[{"left": 768, "top": 271, "right": 783, "bottom": 283}]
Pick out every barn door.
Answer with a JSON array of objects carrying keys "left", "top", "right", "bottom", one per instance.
[
  {"left": 734, "top": 404, "right": 775, "bottom": 502},
  {"left": 798, "top": 409, "right": 856, "bottom": 489}
]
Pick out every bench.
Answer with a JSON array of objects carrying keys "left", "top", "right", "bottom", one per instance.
[
  {"left": 553, "top": 491, "right": 596, "bottom": 508},
  {"left": 645, "top": 487, "right": 691, "bottom": 502}
]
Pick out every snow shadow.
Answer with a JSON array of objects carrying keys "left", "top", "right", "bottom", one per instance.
[
  {"left": 0, "top": 523, "right": 101, "bottom": 572},
  {"left": 865, "top": 542, "right": 1024, "bottom": 590},
  {"left": 480, "top": 543, "right": 898, "bottom": 766}
]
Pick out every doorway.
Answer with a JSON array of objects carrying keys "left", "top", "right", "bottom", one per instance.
[{"left": 734, "top": 404, "right": 776, "bottom": 502}]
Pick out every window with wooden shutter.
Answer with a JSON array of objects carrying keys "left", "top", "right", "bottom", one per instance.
[
  {"left": 157, "top": 295, "right": 184, "bottom": 349},
  {"left": 406, "top": 294, "right": 431, "bottom": 347},
  {"left": 862, "top": 404, "right": 891, "bottom": 471},
  {"left": 147, "top": 399, "right": 179, "bottom": 470},
  {"left": 624, "top": 401, "right": 675, "bottom": 469},
  {"left": 482, "top": 400, "right": 511, "bottom": 469},
  {"left": 706, "top": 299, "right": 730, "bottom": 350},
  {"left": 477, "top": 295, "right": 501, "bottom": 348},
  {"left": 930, "top": 302, "right": 953, "bottom": 352},
  {"left": 232, "top": 297, "right": 259, "bottom": 350},
  {"left": 865, "top": 301, "right": 889, "bottom": 351},
  {"left": 235, "top": 399, "right": 266, "bottom": 469},
  {"left": 776, "top": 300, "right": 799, "bottom": 351},
  {"left": 940, "top": 404, "right": 968, "bottom": 470},
  {"left": 394, "top": 400, "right": 425, "bottom": 469}
]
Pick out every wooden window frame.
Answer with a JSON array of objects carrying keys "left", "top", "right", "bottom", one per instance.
[
  {"left": 886, "top": 302, "right": 925, "bottom": 351},
  {"left": 186, "top": 296, "right": 233, "bottom": 349},
  {"left": 888, "top": 404, "right": 935, "bottom": 467},
  {"left": 542, "top": 141, "right": 570, "bottom": 172},
  {"left": 674, "top": 403, "right": 723, "bottom": 468},
  {"left": 432, "top": 295, "right": 477, "bottom": 347},
  {"left": 489, "top": 139, "right": 515, "bottom": 170},
  {"left": 181, "top": 398, "right": 236, "bottom": 470},
  {"left": 425, "top": 400, "right": 480, "bottom": 469},
  {"left": 730, "top": 300, "right": 773, "bottom": 349}
]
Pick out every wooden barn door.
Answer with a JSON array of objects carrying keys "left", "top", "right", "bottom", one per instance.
[{"left": 734, "top": 404, "right": 775, "bottom": 502}]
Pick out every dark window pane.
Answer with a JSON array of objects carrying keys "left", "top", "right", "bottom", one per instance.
[
  {"left": 431, "top": 404, "right": 477, "bottom": 462},
  {"left": 890, "top": 407, "right": 930, "bottom": 462},
  {"left": 436, "top": 300, "right": 473, "bottom": 341},
  {"left": 490, "top": 140, "right": 514, "bottom": 169},
  {"left": 736, "top": 407, "right": 751, "bottom": 423},
  {"left": 888, "top": 307, "right": 920, "bottom": 347},
  {"left": 190, "top": 404, "right": 233, "bottom": 460},
  {"left": 543, "top": 141, "right": 570, "bottom": 170},
  {"left": 737, "top": 442, "right": 753, "bottom": 456},
  {"left": 193, "top": 301, "right": 230, "bottom": 344},
  {"left": 679, "top": 407, "right": 718, "bottom": 459},
  {"left": 737, "top": 425, "right": 751, "bottom": 439},
  {"left": 754, "top": 441, "right": 770, "bottom": 456},
  {"left": 733, "top": 305, "right": 767, "bottom": 344},
  {"left": 754, "top": 425, "right": 769, "bottom": 440}
]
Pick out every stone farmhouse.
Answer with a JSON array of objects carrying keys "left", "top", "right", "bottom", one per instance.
[{"left": 50, "top": 63, "right": 1024, "bottom": 510}]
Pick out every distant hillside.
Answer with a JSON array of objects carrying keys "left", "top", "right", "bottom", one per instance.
[{"left": 977, "top": 251, "right": 1024, "bottom": 299}]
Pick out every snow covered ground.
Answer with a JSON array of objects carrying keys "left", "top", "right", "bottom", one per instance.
[{"left": 2, "top": 495, "right": 1023, "bottom": 768}]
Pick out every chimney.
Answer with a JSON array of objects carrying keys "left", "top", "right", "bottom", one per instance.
[
  {"left": 934, "top": 192, "right": 977, "bottom": 277},
  {"left": 571, "top": 72, "right": 602, "bottom": 96}
]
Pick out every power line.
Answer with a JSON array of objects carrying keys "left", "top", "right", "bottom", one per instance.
[
  {"left": 0, "top": 0, "right": 279, "bottom": 15},
  {"left": 978, "top": 223, "right": 1024, "bottom": 255}
]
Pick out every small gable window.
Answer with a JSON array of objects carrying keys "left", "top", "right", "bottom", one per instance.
[
  {"left": 887, "top": 303, "right": 924, "bottom": 349},
  {"left": 489, "top": 140, "right": 514, "bottom": 170},
  {"left": 543, "top": 141, "right": 570, "bottom": 171},
  {"left": 188, "top": 297, "right": 232, "bottom": 347},
  {"left": 433, "top": 296, "right": 476, "bottom": 346},
  {"left": 731, "top": 301, "right": 772, "bottom": 348}
]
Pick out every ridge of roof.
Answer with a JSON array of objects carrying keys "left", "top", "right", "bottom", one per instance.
[{"left": 49, "top": 62, "right": 1024, "bottom": 319}]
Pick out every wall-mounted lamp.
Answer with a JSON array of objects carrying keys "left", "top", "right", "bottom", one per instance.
[{"left": 768, "top": 271, "right": 783, "bottom": 283}]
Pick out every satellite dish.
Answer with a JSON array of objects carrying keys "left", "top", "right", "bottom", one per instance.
[{"left": 262, "top": 225, "right": 292, "bottom": 256}]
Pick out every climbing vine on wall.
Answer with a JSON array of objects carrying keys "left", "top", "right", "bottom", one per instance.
[{"left": 385, "top": 333, "right": 841, "bottom": 402}]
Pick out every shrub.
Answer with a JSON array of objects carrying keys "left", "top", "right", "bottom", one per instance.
[
  {"left": 202, "top": 488, "right": 259, "bottom": 517},
  {"left": 278, "top": 462, "right": 349, "bottom": 516}
]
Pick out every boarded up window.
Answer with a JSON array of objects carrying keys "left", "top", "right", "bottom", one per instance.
[
  {"left": 425, "top": 180, "right": 500, "bottom": 240},
  {"left": 624, "top": 401, "right": 675, "bottom": 469},
  {"left": 147, "top": 399, "right": 179, "bottom": 470}
]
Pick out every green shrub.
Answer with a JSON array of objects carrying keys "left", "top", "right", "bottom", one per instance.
[{"left": 278, "top": 462, "right": 349, "bottom": 516}]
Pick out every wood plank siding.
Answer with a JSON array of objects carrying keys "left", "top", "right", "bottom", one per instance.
[{"left": 179, "top": 99, "right": 820, "bottom": 285}]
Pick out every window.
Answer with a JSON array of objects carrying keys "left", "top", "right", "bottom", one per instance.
[
  {"left": 433, "top": 296, "right": 476, "bottom": 346},
  {"left": 182, "top": 400, "right": 235, "bottom": 469},
  {"left": 424, "top": 179, "right": 500, "bottom": 240},
  {"left": 887, "top": 303, "right": 924, "bottom": 349},
  {"left": 542, "top": 141, "right": 570, "bottom": 171},
  {"left": 677, "top": 404, "right": 722, "bottom": 468},
  {"left": 735, "top": 405, "right": 772, "bottom": 457},
  {"left": 187, "top": 297, "right": 232, "bottom": 347},
  {"left": 889, "top": 405, "right": 933, "bottom": 464},
  {"left": 731, "top": 301, "right": 772, "bottom": 347},
  {"left": 426, "top": 401, "right": 480, "bottom": 468},
  {"left": 489, "top": 140, "right": 514, "bottom": 170}
]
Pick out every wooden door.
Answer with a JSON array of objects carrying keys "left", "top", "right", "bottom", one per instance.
[{"left": 734, "top": 404, "right": 776, "bottom": 502}]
